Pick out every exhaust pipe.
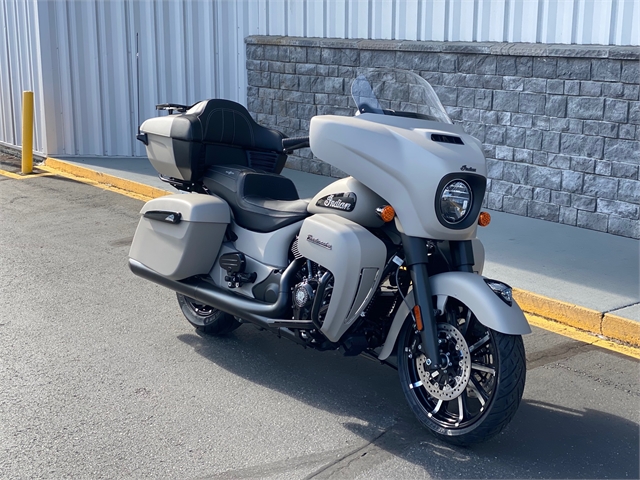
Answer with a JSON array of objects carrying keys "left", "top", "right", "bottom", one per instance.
[{"left": 128, "top": 258, "right": 313, "bottom": 331}]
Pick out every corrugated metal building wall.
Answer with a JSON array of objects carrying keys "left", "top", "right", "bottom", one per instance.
[{"left": 1, "top": 0, "right": 638, "bottom": 157}]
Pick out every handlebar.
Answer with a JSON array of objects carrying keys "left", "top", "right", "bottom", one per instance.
[{"left": 282, "top": 136, "right": 310, "bottom": 153}]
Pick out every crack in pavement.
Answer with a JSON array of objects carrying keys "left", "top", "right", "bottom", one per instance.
[
  {"left": 605, "top": 301, "right": 640, "bottom": 314},
  {"left": 526, "top": 341, "right": 598, "bottom": 370},
  {"left": 304, "top": 429, "right": 389, "bottom": 479}
]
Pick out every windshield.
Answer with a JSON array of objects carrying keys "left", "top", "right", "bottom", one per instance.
[{"left": 351, "top": 68, "right": 452, "bottom": 124}]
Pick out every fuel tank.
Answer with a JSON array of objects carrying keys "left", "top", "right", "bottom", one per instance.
[{"left": 308, "top": 177, "right": 388, "bottom": 228}]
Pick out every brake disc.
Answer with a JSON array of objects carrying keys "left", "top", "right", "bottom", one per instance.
[{"left": 416, "top": 323, "right": 471, "bottom": 401}]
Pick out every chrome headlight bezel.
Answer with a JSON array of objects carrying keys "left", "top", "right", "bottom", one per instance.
[{"left": 439, "top": 179, "right": 472, "bottom": 224}]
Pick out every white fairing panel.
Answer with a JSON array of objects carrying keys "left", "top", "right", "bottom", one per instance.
[
  {"left": 310, "top": 114, "right": 486, "bottom": 240},
  {"left": 298, "top": 214, "right": 387, "bottom": 342}
]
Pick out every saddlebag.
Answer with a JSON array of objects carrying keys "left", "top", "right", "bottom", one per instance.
[
  {"left": 129, "top": 194, "right": 230, "bottom": 280},
  {"left": 139, "top": 99, "right": 287, "bottom": 182}
]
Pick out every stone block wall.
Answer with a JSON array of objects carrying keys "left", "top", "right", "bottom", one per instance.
[{"left": 246, "top": 36, "right": 640, "bottom": 239}]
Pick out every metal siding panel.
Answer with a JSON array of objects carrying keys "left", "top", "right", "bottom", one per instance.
[
  {"left": 371, "top": 0, "right": 394, "bottom": 39},
  {"left": 77, "top": 1, "right": 103, "bottom": 155},
  {"left": 236, "top": 1, "right": 250, "bottom": 104},
  {"left": 287, "top": 0, "right": 305, "bottom": 37},
  {"left": 548, "top": 0, "right": 576, "bottom": 44},
  {"left": 100, "top": 1, "right": 132, "bottom": 156},
  {"left": 268, "top": 0, "right": 286, "bottom": 35},
  {"left": 0, "top": 1, "right": 16, "bottom": 145},
  {"left": 218, "top": 0, "right": 239, "bottom": 102},
  {"left": 631, "top": 0, "right": 639, "bottom": 45},
  {"left": 36, "top": 0, "right": 63, "bottom": 155},
  {"left": 5, "top": 0, "right": 23, "bottom": 146},
  {"left": 477, "top": 0, "right": 505, "bottom": 42},
  {"left": 25, "top": 0, "right": 43, "bottom": 153},
  {"left": 621, "top": 0, "right": 638, "bottom": 45},
  {"left": 428, "top": 0, "right": 447, "bottom": 41},
  {"left": 348, "top": 0, "right": 370, "bottom": 39},
  {"left": 55, "top": 3, "right": 73, "bottom": 154},
  {"left": 452, "top": 0, "right": 476, "bottom": 42},
  {"left": 326, "top": 0, "right": 347, "bottom": 38},
  {"left": 306, "top": 0, "right": 324, "bottom": 37},
  {"left": 397, "top": 0, "right": 419, "bottom": 41}
]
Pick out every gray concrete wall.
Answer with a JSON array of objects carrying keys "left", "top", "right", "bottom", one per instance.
[{"left": 245, "top": 36, "right": 640, "bottom": 239}]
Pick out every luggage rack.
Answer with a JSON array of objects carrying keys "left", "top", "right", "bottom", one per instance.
[
  {"left": 159, "top": 175, "right": 200, "bottom": 192},
  {"left": 156, "top": 103, "right": 190, "bottom": 115}
]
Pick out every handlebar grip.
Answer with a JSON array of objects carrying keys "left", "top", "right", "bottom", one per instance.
[{"left": 282, "top": 136, "right": 310, "bottom": 152}]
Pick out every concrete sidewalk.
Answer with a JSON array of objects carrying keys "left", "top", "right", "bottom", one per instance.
[{"left": 43, "top": 155, "right": 639, "bottom": 346}]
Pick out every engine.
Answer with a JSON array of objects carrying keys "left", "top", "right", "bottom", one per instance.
[{"left": 291, "top": 260, "right": 333, "bottom": 324}]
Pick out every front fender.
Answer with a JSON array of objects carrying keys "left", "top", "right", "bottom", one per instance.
[{"left": 378, "top": 272, "right": 531, "bottom": 361}]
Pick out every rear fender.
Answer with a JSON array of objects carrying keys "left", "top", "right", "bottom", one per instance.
[{"left": 378, "top": 272, "right": 531, "bottom": 361}]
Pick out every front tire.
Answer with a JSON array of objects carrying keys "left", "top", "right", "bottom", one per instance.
[
  {"left": 177, "top": 293, "right": 242, "bottom": 335},
  {"left": 397, "top": 298, "right": 525, "bottom": 446}
]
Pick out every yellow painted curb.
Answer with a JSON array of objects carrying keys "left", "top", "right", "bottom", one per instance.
[
  {"left": 602, "top": 312, "right": 640, "bottom": 347},
  {"left": 44, "top": 157, "right": 170, "bottom": 200},
  {"left": 526, "top": 313, "right": 640, "bottom": 359},
  {"left": 513, "top": 288, "right": 604, "bottom": 333},
  {"left": 0, "top": 168, "right": 54, "bottom": 179}
]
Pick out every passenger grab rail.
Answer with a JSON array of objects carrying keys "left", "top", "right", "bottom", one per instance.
[{"left": 282, "top": 136, "right": 310, "bottom": 153}]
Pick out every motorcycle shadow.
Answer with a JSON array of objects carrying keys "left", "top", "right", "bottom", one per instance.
[{"left": 178, "top": 328, "right": 638, "bottom": 479}]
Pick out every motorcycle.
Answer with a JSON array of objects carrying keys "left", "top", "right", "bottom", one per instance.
[{"left": 129, "top": 68, "right": 530, "bottom": 445}]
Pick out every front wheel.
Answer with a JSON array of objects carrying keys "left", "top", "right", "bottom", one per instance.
[
  {"left": 397, "top": 298, "right": 526, "bottom": 446},
  {"left": 177, "top": 293, "right": 242, "bottom": 335}
]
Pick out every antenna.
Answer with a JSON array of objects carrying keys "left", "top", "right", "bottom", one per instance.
[{"left": 136, "top": 32, "right": 141, "bottom": 135}]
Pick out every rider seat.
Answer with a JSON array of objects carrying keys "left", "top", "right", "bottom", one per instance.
[{"left": 202, "top": 165, "right": 309, "bottom": 233}]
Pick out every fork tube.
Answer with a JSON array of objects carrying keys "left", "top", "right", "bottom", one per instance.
[{"left": 401, "top": 235, "right": 441, "bottom": 369}]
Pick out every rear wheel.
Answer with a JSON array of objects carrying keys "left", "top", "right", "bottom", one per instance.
[
  {"left": 397, "top": 298, "right": 525, "bottom": 446},
  {"left": 177, "top": 293, "right": 242, "bottom": 335}
]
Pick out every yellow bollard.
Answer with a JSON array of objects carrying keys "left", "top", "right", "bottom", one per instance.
[{"left": 21, "top": 91, "right": 34, "bottom": 174}]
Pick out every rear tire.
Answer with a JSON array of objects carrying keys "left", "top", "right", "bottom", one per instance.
[
  {"left": 397, "top": 298, "right": 526, "bottom": 446},
  {"left": 177, "top": 293, "right": 242, "bottom": 335}
]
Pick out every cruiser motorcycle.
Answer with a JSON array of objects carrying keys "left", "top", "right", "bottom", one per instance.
[{"left": 130, "top": 68, "right": 530, "bottom": 445}]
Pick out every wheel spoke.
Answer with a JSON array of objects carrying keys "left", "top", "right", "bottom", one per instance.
[
  {"left": 468, "top": 377, "right": 487, "bottom": 406},
  {"left": 469, "top": 333, "right": 490, "bottom": 353},
  {"left": 430, "top": 399, "right": 443, "bottom": 416},
  {"left": 456, "top": 394, "right": 464, "bottom": 425},
  {"left": 472, "top": 363, "right": 496, "bottom": 375}
]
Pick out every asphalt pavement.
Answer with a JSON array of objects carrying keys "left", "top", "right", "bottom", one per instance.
[{"left": 0, "top": 164, "right": 638, "bottom": 479}]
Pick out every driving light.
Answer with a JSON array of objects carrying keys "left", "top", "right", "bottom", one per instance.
[
  {"left": 440, "top": 180, "right": 472, "bottom": 223},
  {"left": 484, "top": 279, "right": 513, "bottom": 306}
]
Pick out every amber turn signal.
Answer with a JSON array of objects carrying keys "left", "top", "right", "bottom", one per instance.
[
  {"left": 376, "top": 205, "right": 395, "bottom": 223},
  {"left": 478, "top": 211, "right": 491, "bottom": 227},
  {"left": 413, "top": 305, "right": 424, "bottom": 331}
]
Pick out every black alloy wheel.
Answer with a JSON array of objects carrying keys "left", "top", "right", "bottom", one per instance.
[
  {"left": 397, "top": 297, "right": 526, "bottom": 446},
  {"left": 177, "top": 293, "right": 242, "bottom": 335}
]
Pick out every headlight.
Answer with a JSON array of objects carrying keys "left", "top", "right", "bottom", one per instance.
[
  {"left": 484, "top": 279, "right": 513, "bottom": 306},
  {"left": 440, "top": 180, "right": 472, "bottom": 224}
]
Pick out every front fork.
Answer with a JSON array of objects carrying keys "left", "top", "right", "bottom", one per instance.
[{"left": 401, "top": 235, "right": 475, "bottom": 370}]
